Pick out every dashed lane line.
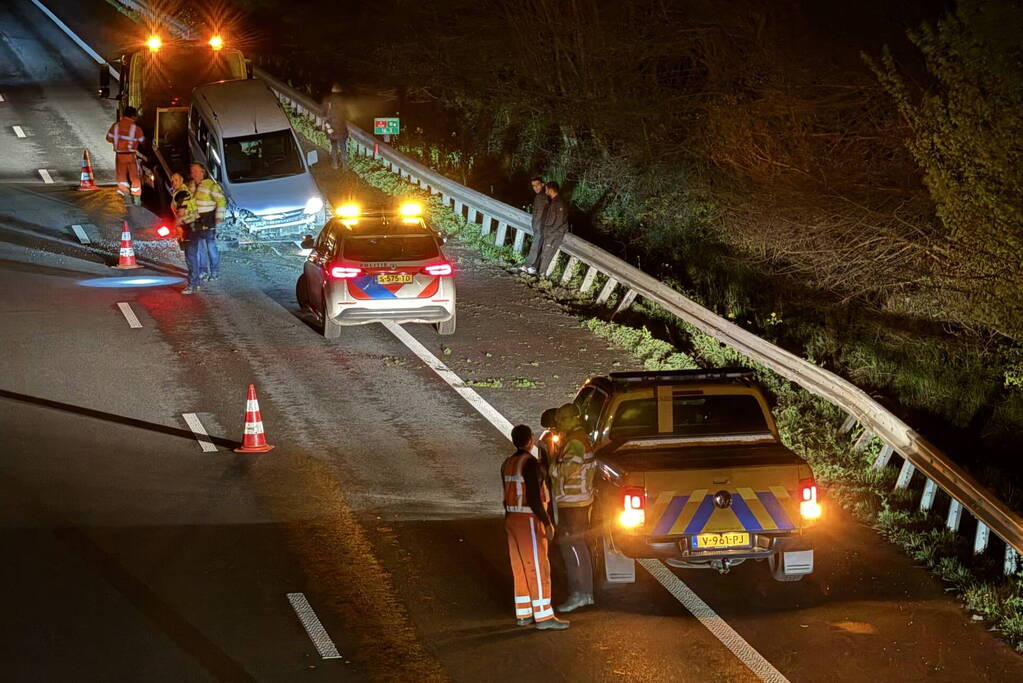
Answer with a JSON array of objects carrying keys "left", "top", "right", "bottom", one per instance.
[
  {"left": 181, "top": 413, "right": 217, "bottom": 453},
  {"left": 70, "top": 224, "right": 91, "bottom": 244},
  {"left": 117, "top": 302, "right": 142, "bottom": 329},
  {"left": 38, "top": 169, "right": 54, "bottom": 184},
  {"left": 384, "top": 320, "right": 790, "bottom": 683},
  {"left": 0, "top": 92, "right": 5, "bottom": 102},
  {"left": 639, "top": 559, "right": 791, "bottom": 683},
  {"left": 286, "top": 593, "right": 342, "bottom": 660},
  {"left": 13, "top": 125, "right": 25, "bottom": 138}
]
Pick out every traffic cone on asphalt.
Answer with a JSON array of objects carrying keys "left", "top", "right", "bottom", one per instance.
[
  {"left": 111, "top": 221, "right": 142, "bottom": 270},
  {"left": 77, "top": 149, "right": 99, "bottom": 191},
  {"left": 235, "top": 384, "right": 275, "bottom": 453}
]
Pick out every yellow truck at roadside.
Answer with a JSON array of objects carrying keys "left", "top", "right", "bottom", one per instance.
[{"left": 571, "top": 369, "right": 821, "bottom": 583}]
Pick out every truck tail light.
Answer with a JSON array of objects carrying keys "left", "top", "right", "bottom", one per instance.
[
  {"left": 423, "top": 262, "right": 452, "bottom": 277},
  {"left": 329, "top": 265, "right": 362, "bottom": 279},
  {"left": 618, "top": 487, "right": 645, "bottom": 528},
  {"left": 800, "top": 478, "right": 821, "bottom": 519}
]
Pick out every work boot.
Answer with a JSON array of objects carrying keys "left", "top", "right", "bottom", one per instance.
[
  {"left": 556, "top": 593, "right": 594, "bottom": 613},
  {"left": 516, "top": 617, "right": 534, "bottom": 627},
  {"left": 534, "top": 617, "right": 569, "bottom": 631},
  {"left": 182, "top": 286, "right": 198, "bottom": 295},
  {"left": 132, "top": 196, "right": 141, "bottom": 207}
]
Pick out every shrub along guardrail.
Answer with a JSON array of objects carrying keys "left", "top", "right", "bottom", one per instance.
[{"left": 120, "top": 0, "right": 1023, "bottom": 576}]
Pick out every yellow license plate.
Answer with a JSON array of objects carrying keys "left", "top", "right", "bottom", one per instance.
[
  {"left": 377, "top": 273, "right": 413, "bottom": 285},
  {"left": 692, "top": 532, "right": 750, "bottom": 549}
]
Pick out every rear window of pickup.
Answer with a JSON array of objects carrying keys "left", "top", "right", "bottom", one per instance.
[{"left": 608, "top": 395, "right": 769, "bottom": 439}]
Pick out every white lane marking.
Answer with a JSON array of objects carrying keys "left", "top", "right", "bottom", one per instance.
[
  {"left": 383, "top": 320, "right": 789, "bottom": 682},
  {"left": 181, "top": 413, "right": 217, "bottom": 452},
  {"left": 117, "top": 302, "right": 142, "bottom": 328},
  {"left": 29, "top": 0, "right": 120, "bottom": 80},
  {"left": 286, "top": 593, "right": 342, "bottom": 660},
  {"left": 38, "top": 169, "right": 54, "bottom": 184},
  {"left": 12, "top": 126, "right": 26, "bottom": 138},
  {"left": 70, "top": 224, "right": 91, "bottom": 244},
  {"left": 382, "top": 321, "right": 514, "bottom": 438},
  {"left": 639, "top": 559, "right": 791, "bottom": 683},
  {"left": 0, "top": 92, "right": 5, "bottom": 102}
]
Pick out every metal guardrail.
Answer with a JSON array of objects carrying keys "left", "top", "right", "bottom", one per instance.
[{"left": 123, "top": 0, "right": 1023, "bottom": 576}]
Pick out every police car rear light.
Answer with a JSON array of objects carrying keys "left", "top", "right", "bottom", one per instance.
[
  {"left": 800, "top": 478, "right": 821, "bottom": 519},
  {"left": 156, "top": 225, "right": 171, "bottom": 238},
  {"left": 423, "top": 262, "right": 452, "bottom": 276},
  {"left": 619, "top": 487, "right": 645, "bottom": 528},
  {"left": 329, "top": 265, "right": 362, "bottom": 279}
]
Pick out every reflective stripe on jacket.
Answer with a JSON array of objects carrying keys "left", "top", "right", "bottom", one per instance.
[
  {"left": 552, "top": 429, "right": 595, "bottom": 507},
  {"left": 106, "top": 117, "right": 145, "bottom": 153},
  {"left": 193, "top": 178, "right": 227, "bottom": 222},
  {"left": 171, "top": 187, "right": 199, "bottom": 227}
]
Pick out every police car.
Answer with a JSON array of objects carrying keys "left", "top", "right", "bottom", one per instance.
[
  {"left": 296, "top": 202, "right": 456, "bottom": 338},
  {"left": 575, "top": 369, "right": 820, "bottom": 584}
]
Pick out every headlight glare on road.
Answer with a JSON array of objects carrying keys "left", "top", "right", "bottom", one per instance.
[{"left": 304, "top": 196, "right": 324, "bottom": 215}]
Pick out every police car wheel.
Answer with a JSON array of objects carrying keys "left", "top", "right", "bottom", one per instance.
[
  {"left": 435, "top": 310, "right": 456, "bottom": 335},
  {"left": 768, "top": 551, "right": 805, "bottom": 582},
  {"left": 296, "top": 274, "right": 310, "bottom": 311}
]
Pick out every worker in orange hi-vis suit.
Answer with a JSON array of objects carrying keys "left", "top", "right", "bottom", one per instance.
[
  {"left": 502, "top": 424, "right": 569, "bottom": 631},
  {"left": 105, "top": 106, "right": 145, "bottom": 206}
]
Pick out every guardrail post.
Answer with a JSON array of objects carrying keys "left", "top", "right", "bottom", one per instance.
[
  {"left": 920, "top": 478, "right": 938, "bottom": 511},
  {"left": 544, "top": 250, "right": 562, "bottom": 277},
  {"left": 480, "top": 215, "right": 492, "bottom": 236},
  {"left": 1006, "top": 546, "right": 1020, "bottom": 575},
  {"left": 579, "top": 266, "right": 598, "bottom": 293},
  {"left": 974, "top": 522, "right": 990, "bottom": 554},
  {"left": 853, "top": 428, "right": 875, "bottom": 453},
  {"left": 560, "top": 257, "right": 579, "bottom": 285},
  {"left": 872, "top": 444, "right": 894, "bottom": 470},
  {"left": 455, "top": 200, "right": 465, "bottom": 217},
  {"left": 839, "top": 414, "right": 857, "bottom": 434},
  {"left": 494, "top": 222, "right": 508, "bottom": 246},
  {"left": 947, "top": 499, "right": 963, "bottom": 532},
  {"left": 512, "top": 229, "right": 526, "bottom": 254},
  {"left": 597, "top": 278, "right": 619, "bottom": 305},
  {"left": 894, "top": 459, "right": 915, "bottom": 489},
  {"left": 615, "top": 289, "right": 638, "bottom": 315}
]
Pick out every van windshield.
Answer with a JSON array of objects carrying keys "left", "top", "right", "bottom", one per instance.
[{"left": 223, "top": 130, "right": 303, "bottom": 182}]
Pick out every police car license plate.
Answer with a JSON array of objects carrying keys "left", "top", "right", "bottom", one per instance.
[
  {"left": 692, "top": 532, "right": 750, "bottom": 549},
  {"left": 377, "top": 273, "right": 413, "bottom": 285}
]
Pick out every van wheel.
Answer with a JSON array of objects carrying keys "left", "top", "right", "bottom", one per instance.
[
  {"left": 296, "top": 274, "right": 310, "bottom": 311},
  {"left": 435, "top": 310, "right": 456, "bottom": 335},
  {"left": 768, "top": 552, "right": 805, "bottom": 582}
]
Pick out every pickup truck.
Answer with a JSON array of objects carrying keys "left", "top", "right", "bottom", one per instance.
[{"left": 573, "top": 368, "right": 820, "bottom": 583}]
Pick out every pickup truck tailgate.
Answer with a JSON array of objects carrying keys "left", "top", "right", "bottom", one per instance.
[{"left": 645, "top": 463, "right": 802, "bottom": 536}]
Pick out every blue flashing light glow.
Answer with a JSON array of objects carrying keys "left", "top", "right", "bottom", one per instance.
[{"left": 78, "top": 276, "right": 184, "bottom": 288}]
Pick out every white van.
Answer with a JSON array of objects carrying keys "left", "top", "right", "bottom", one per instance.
[{"left": 189, "top": 79, "right": 325, "bottom": 235}]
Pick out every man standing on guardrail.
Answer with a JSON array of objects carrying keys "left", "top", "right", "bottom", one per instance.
[
  {"left": 538, "top": 181, "right": 569, "bottom": 276},
  {"left": 322, "top": 83, "right": 349, "bottom": 170},
  {"left": 521, "top": 177, "right": 548, "bottom": 274}
]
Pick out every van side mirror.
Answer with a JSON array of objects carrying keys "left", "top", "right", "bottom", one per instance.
[
  {"left": 300, "top": 235, "right": 315, "bottom": 250},
  {"left": 306, "top": 149, "right": 319, "bottom": 167},
  {"left": 98, "top": 65, "right": 110, "bottom": 98}
]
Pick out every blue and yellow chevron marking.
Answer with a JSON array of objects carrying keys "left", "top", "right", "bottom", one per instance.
[{"left": 652, "top": 487, "right": 796, "bottom": 535}]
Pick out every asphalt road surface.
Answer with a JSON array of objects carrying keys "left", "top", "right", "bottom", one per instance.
[{"left": 2, "top": 0, "right": 1023, "bottom": 680}]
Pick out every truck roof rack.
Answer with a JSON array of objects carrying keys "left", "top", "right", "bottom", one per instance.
[{"left": 608, "top": 368, "right": 755, "bottom": 385}]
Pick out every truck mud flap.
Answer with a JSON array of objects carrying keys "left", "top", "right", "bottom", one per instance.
[
  {"left": 783, "top": 549, "right": 813, "bottom": 575},
  {"left": 603, "top": 537, "right": 636, "bottom": 583}
]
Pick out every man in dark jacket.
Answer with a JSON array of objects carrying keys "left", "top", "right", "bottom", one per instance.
[
  {"left": 538, "top": 181, "right": 569, "bottom": 276},
  {"left": 322, "top": 83, "right": 349, "bottom": 169},
  {"left": 521, "top": 177, "right": 548, "bottom": 274}
]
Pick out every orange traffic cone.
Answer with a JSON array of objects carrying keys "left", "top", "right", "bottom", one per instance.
[
  {"left": 77, "top": 149, "right": 99, "bottom": 191},
  {"left": 235, "top": 384, "right": 275, "bottom": 453},
  {"left": 111, "top": 221, "right": 142, "bottom": 269}
]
